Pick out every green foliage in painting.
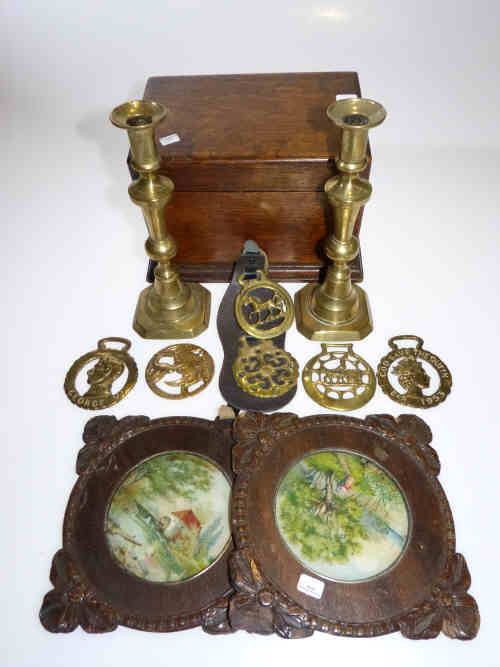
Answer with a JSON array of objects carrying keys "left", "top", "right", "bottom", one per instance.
[
  {"left": 277, "top": 452, "right": 405, "bottom": 565},
  {"left": 106, "top": 453, "right": 230, "bottom": 582},
  {"left": 112, "top": 453, "right": 213, "bottom": 511}
]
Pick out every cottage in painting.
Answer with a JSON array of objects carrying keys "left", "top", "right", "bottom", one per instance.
[{"left": 160, "top": 509, "right": 201, "bottom": 549}]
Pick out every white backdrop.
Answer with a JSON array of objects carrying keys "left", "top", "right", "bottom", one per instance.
[{"left": 3, "top": 1, "right": 499, "bottom": 666}]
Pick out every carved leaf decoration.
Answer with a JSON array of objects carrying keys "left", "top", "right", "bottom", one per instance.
[
  {"left": 229, "top": 549, "right": 263, "bottom": 596},
  {"left": 273, "top": 600, "right": 313, "bottom": 639},
  {"left": 232, "top": 411, "right": 298, "bottom": 473},
  {"left": 399, "top": 553, "right": 479, "bottom": 640},
  {"left": 40, "top": 588, "right": 80, "bottom": 634},
  {"left": 201, "top": 599, "right": 234, "bottom": 635},
  {"left": 228, "top": 549, "right": 312, "bottom": 637},
  {"left": 229, "top": 595, "right": 275, "bottom": 634},
  {"left": 39, "top": 550, "right": 118, "bottom": 634},
  {"left": 366, "top": 414, "right": 440, "bottom": 476},
  {"left": 229, "top": 549, "right": 273, "bottom": 633},
  {"left": 77, "top": 415, "right": 149, "bottom": 474},
  {"left": 82, "top": 415, "right": 118, "bottom": 446},
  {"left": 441, "top": 554, "right": 480, "bottom": 640},
  {"left": 399, "top": 605, "right": 443, "bottom": 640},
  {"left": 77, "top": 416, "right": 118, "bottom": 474}
]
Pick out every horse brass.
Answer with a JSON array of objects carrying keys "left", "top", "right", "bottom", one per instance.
[
  {"left": 235, "top": 270, "right": 294, "bottom": 339},
  {"left": 377, "top": 336, "right": 452, "bottom": 408},
  {"left": 303, "top": 344, "right": 375, "bottom": 411},
  {"left": 64, "top": 338, "right": 137, "bottom": 410},
  {"left": 233, "top": 336, "right": 298, "bottom": 398},
  {"left": 146, "top": 344, "right": 214, "bottom": 399}
]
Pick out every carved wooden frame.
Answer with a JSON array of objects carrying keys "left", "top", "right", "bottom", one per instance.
[
  {"left": 40, "top": 415, "right": 235, "bottom": 635},
  {"left": 229, "top": 412, "right": 479, "bottom": 640}
]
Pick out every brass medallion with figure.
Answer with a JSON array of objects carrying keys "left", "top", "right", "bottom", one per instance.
[
  {"left": 64, "top": 337, "right": 137, "bottom": 410},
  {"left": 145, "top": 344, "right": 214, "bottom": 399},
  {"left": 235, "top": 270, "right": 294, "bottom": 339},
  {"left": 377, "top": 336, "right": 452, "bottom": 408}
]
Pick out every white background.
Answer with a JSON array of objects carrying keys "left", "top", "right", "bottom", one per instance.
[{"left": 3, "top": 1, "right": 500, "bottom": 665}]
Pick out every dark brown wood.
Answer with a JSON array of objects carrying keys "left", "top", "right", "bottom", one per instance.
[
  {"left": 175, "top": 257, "right": 362, "bottom": 284},
  {"left": 141, "top": 72, "right": 370, "bottom": 282},
  {"left": 145, "top": 73, "right": 363, "bottom": 167},
  {"left": 229, "top": 412, "right": 480, "bottom": 640},
  {"left": 167, "top": 191, "right": 363, "bottom": 283},
  {"left": 40, "top": 415, "right": 235, "bottom": 635}
]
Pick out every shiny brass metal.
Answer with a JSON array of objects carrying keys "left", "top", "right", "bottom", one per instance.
[
  {"left": 233, "top": 336, "right": 298, "bottom": 398},
  {"left": 235, "top": 270, "right": 294, "bottom": 339},
  {"left": 64, "top": 338, "right": 137, "bottom": 409},
  {"left": 303, "top": 344, "right": 375, "bottom": 411},
  {"left": 377, "top": 336, "right": 452, "bottom": 408},
  {"left": 110, "top": 100, "right": 210, "bottom": 339},
  {"left": 295, "top": 98, "right": 386, "bottom": 341},
  {"left": 145, "top": 343, "right": 214, "bottom": 399}
]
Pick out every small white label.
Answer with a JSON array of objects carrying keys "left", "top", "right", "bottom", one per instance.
[
  {"left": 336, "top": 94, "right": 359, "bottom": 101},
  {"left": 159, "top": 133, "right": 181, "bottom": 146},
  {"left": 297, "top": 573, "right": 325, "bottom": 599}
]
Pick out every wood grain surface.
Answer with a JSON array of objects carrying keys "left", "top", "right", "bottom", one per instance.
[{"left": 140, "top": 72, "right": 369, "bottom": 282}]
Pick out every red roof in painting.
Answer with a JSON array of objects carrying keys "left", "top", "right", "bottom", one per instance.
[{"left": 172, "top": 510, "right": 201, "bottom": 533}]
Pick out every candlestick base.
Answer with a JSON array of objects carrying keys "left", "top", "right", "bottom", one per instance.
[
  {"left": 294, "top": 283, "right": 373, "bottom": 341},
  {"left": 133, "top": 283, "right": 211, "bottom": 339}
]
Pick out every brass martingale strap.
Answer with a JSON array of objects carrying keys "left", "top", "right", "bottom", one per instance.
[{"left": 302, "top": 343, "right": 375, "bottom": 411}]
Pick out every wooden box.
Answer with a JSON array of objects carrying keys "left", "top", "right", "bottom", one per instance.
[{"left": 142, "top": 72, "right": 370, "bottom": 283}]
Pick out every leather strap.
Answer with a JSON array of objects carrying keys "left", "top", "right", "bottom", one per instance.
[{"left": 216, "top": 243, "right": 297, "bottom": 412}]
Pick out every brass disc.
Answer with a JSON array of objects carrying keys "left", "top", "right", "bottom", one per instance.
[
  {"left": 64, "top": 337, "right": 137, "bottom": 410},
  {"left": 235, "top": 270, "right": 294, "bottom": 339},
  {"left": 302, "top": 344, "right": 375, "bottom": 411},
  {"left": 146, "top": 343, "right": 214, "bottom": 399},
  {"left": 377, "top": 335, "right": 452, "bottom": 408},
  {"left": 233, "top": 336, "right": 298, "bottom": 398}
]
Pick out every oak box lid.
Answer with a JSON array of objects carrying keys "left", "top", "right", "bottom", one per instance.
[{"left": 143, "top": 72, "right": 366, "bottom": 192}]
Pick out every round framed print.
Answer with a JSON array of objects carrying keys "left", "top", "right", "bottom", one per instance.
[
  {"left": 229, "top": 412, "right": 479, "bottom": 641},
  {"left": 40, "top": 415, "right": 235, "bottom": 635}
]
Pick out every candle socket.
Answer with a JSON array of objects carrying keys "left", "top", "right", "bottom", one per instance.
[
  {"left": 295, "top": 98, "right": 386, "bottom": 341},
  {"left": 110, "top": 100, "right": 210, "bottom": 339}
]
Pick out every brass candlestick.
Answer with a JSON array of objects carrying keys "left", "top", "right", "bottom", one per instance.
[
  {"left": 295, "top": 98, "right": 386, "bottom": 340},
  {"left": 110, "top": 100, "right": 210, "bottom": 339}
]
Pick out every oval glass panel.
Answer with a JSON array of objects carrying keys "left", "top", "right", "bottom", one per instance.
[
  {"left": 106, "top": 452, "right": 231, "bottom": 583},
  {"left": 275, "top": 450, "right": 409, "bottom": 582}
]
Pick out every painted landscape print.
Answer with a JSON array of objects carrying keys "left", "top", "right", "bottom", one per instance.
[
  {"left": 275, "top": 451, "right": 409, "bottom": 582},
  {"left": 106, "top": 452, "right": 231, "bottom": 583}
]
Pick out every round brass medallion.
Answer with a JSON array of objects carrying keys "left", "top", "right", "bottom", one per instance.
[
  {"left": 235, "top": 271, "right": 294, "bottom": 339},
  {"left": 303, "top": 344, "right": 375, "bottom": 411},
  {"left": 64, "top": 337, "right": 137, "bottom": 410},
  {"left": 377, "top": 336, "right": 452, "bottom": 408},
  {"left": 233, "top": 336, "right": 298, "bottom": 398},
  {"left": 146, "top": 344, "right": 214, "bottom": 399}
]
